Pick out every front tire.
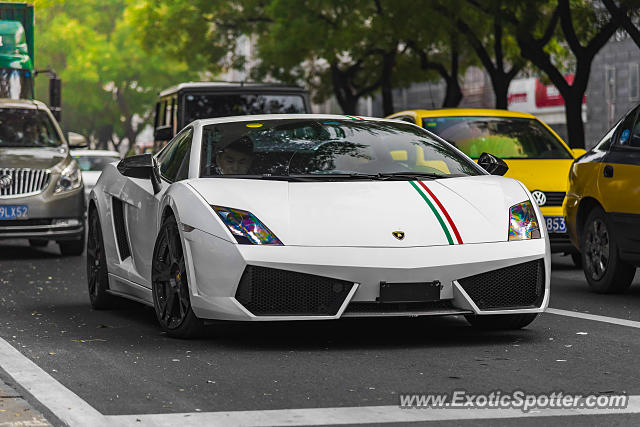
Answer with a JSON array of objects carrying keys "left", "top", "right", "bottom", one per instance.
[
  {"left": 59, "top": 235, "right": 85, "bottom": 256},
  {"left": 581, "top": 207, "right": 635, "bottom": 294},
  {"left": 152, "top": 215, "right": 203, "bottom": 339},
  {"left": 465, "top": 313, "right": 538, "bottom": 330},
  {"left": 86, "top": 207, "right": 113, "bottom": 309}
]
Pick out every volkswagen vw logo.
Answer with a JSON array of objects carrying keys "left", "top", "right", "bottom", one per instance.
[
  {"left": 531, "top": 190, "right": 547, "bottom": 206},
  {"left": 0, "top": 175, "right": 11, "bottom": 190}
]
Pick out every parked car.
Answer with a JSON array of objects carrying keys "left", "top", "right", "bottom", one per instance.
[
  {"left": 387, "top": 109, "right": 585, "bottom": 265},
  {"left": 87, "top": 114, "right": 549, "bottom": 338},
  {"left": 153, "top": 82, "right": 311, "bottom": 146},
  {"left": 0, "top": 99, "right": 85, "bottom": 255},
  {"left": 564, "top": 104, "right": 640, "bottom": 293},
  {"left": 71, "top": 149, "right": 121, "bottom": 204}
]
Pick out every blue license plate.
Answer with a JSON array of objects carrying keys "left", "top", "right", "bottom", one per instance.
[
  {"left": 545, "top": 216, "right": 566, "bottom": 233},
  {"left": 0, "top": 205, "right": 28, "bottom": 220}
]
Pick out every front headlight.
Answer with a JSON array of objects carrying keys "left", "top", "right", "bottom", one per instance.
[
  {"left": 213, "top": 206, "right": 283, "bottom": 245},
  {"left": 508, "top": 201, "right": 541, "bottom": 241},
  {"left": 54, "top": 161, "right": 82, "bottom": 193}
]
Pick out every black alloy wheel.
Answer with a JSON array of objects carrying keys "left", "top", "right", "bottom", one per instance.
[
  {"left": 86, "top": 207, "right": 112, "bottom": 309},
  {"left": 152, "top": 215, "right": 203, "bottom": 338},
  {"left": 581, "top": 207, "right": 635, "bottom": 293}
]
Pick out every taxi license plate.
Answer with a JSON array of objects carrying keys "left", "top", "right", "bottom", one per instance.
[
  {"left": 0, "top": 205, "right": 28, "bottom": 220},
  {"left": 545, "top": 216, "right": 566, "bottom": 233}
]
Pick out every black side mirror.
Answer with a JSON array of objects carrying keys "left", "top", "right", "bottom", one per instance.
[
  {"left": 117, "top": 154, "right": 162, "bottom": 194},
  {"left": 154, "top": 126, "right": 173, "bottom": 142},
  {"left": 477, "top": 152, "right": 509, "bottom": 176}
]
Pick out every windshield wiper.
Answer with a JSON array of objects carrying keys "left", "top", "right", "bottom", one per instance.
[{"left": 375, "top": 172, "right": 448, "bottom": 180}]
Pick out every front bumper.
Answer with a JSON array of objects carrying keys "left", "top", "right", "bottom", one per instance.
[
  {"left": 182, "top": 229, "right": 550, "bottom": 321},
  {"left": 0, "top": 185, "right": 85, "bottom": 240}
]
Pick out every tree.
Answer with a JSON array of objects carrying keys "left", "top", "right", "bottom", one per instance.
[
  {"left": 478, "top": 0, "right": 624, "bottom": 148},
  {"left": 601, "top": 0, "right": 640, "bottom": 46},
  {"left": 33, "top": 0, "right": 197, "bottom": 152},
  {"left": 134, "top": 0, "right": 425, "bottom": 116},
  {"left": 436, "top": 0, "right": 526, "bottom": 109}
]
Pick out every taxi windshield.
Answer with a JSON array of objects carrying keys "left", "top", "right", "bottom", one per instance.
[{"left": 422, "top": 116, "right": 572, "bottom": 159}]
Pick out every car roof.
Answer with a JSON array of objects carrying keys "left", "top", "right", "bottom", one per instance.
[
  {"left": 189, "top": 113, "right": 399, "bottom": 128},
  {"left": 70, "top": 149, "right": 121, "bottom": 157},
  {"left": 159, "top": 82, "right": 307, "bottom": 98},
  {"left": 0, "top": 98, "right": 49, "bottom": 110},
  {"left": 391, "top": 108, "right": 537, "bottom": 120}
]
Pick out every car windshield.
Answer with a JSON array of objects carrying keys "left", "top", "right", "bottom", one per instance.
[
  {"left": 422, "top": 116, "right": 572, "bottom": 159},
  {"left": 200, "top": 118, "right": 483, "bottom": 179},
  {"left": 0, "top": 108, "right": 62, "bottom": 148},
  {"left": 73, "top": 155, "right": 120, "bottom": 172},
  {"left": 184, "top": 93, "right": 306, "bottom": 125}
]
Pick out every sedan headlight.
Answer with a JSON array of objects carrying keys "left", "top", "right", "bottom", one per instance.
[
  {"left": 508, "top": 201, "right": 541, "bottom": 241},
  {"left": 54, "top": 161, "right": 82, "bottom": 193},
  {"left": 213, "top": 206, "right": 283, "bottom": 245}
]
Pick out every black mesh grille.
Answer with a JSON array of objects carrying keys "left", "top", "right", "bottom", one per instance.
[
  {"left": 458, "top": 259, "right": 545, "bottom": 310},
  {"left": 541, "top": 192, "right": 565, "bottom": 207},
  {"left": 111, "top": 197, "right": 131, "bottom": 260},
  {"left": 235, "top": 266, "right": 354, "bottom": 316}
]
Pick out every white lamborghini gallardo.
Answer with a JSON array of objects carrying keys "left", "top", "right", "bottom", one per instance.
[{"left": 87, "top": 114, "right": 549, "bottom": 338}]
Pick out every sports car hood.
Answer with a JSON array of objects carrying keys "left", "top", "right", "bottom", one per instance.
[{"left": 188, "top": 176, "right": 533, "bottom": 247}]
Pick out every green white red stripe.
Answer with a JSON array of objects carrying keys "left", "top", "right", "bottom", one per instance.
[{"left": 409, "top": 181, "right": 463, "bottom": 245}]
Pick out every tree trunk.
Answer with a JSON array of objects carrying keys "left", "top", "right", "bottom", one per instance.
[
  {"left": 491, "top": 75, "right": 509, "bottom": 110},
  {"left": 442, "top": 75, "right": 463, "bottom": 107},
  {"left": 380, "top": 50, "right": 396, "bottom": 117},
  {"left": 564, "top": 92, "right": 585, "bottom": 148},
  {"left": 330, "top": 63, "right": 360, "bottom": 115}
]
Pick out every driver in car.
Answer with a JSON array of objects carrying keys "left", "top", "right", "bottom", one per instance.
[{"left": 215, "top": 136, "right": 254, "bottom": 175}]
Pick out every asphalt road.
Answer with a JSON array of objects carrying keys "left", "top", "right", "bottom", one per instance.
[{"left": 1, "top": 238, "right": 640, "bottom": 426}]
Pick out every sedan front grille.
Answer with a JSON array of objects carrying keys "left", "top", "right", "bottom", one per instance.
[
  {"left": 235, "top": 266, "right": 355, "bottom": 316},
  {"left": 0, "top": 168, "right": 51, "bottom": 197},
  {"left": 458, "top": 259, "right": 545, "bottom": 310},
  {"left": 541, "top": 191, "right": 565, "bottom": 207}
]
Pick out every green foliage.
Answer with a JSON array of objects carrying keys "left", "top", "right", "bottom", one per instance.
[{"left": 32, "top": 0, "right": 197, "bottom": 151}]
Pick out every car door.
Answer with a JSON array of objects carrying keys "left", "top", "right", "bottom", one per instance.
[
  {"left": 598, "top": 106, "right": 640, "bottom": 262},
  {"left": 124, "top": 127, "right": 193, "bottom": 287}
]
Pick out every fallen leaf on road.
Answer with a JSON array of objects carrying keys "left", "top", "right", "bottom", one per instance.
[{"left": 576, "top": 332, "right": 588, "bottom": 335}]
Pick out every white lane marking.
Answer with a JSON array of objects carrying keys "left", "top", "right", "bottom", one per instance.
[
  {"left": 547, "top": 308, "right": 640, "bottom": 329},
  {"left": 0, "top": 336, "right": 114, "bottom": 427},
  {"left": 108, "top": 397, "right": 640, "bottom": 426}
]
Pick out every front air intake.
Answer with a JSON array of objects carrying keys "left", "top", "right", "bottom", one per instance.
[
  {"left": 111, "top": 197, "right": 131, "bottom": 260},
  {"left": 458, "top": 259, "right": 545, "bottom": 310},
  {"left": 235, "top": 266, "right": 355, "bottom": 316}
]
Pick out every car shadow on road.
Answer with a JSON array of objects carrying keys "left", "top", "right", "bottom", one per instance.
[
  {"left": 196, "top": 316, "right": 540, "bottom": 351},
  {"left": 28, "top": 294, "right": 538, "bottom": 352},
  {"left": 0, "top": 241, "right": 64, "bottom": 260}
]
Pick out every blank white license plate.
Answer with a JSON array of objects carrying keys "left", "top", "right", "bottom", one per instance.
[
  {"left": 545, "top": 216, "right": 566, "bottom": 233},
  {"left": 0, "top": 205, "right": 28, "bottom": 220}
]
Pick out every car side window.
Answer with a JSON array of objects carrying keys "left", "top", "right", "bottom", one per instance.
[
  {"left": 158, "top": 128, "right": 193, "bottom": 182},
  {"left": 615, "top": 106, "right": 640, "bottom": 147}
]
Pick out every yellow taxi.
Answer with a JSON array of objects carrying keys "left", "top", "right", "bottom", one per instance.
[
  {"left": 564, "top": 105, "right": 640, "bottom": 293},
  {"left": 387, "top": 109, "right": 586, "bottom": 262}
]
